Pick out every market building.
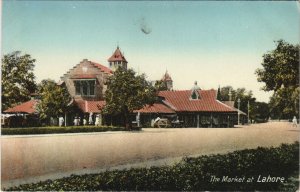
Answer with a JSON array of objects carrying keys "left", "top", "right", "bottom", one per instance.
[{"left": 3, "top": 47, "right": 245, "bottom": 127}]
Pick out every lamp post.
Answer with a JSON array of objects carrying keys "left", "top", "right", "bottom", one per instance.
[
  {"left": 237, "top": 98, "right": 241, "bottom": 125},
  {"left": 247, "top": 101, "right": 250, "bottom": 124}
]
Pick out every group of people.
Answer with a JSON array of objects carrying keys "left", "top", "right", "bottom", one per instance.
[{"left": 58, "top": 114, "right": 102, "bottom": 127}]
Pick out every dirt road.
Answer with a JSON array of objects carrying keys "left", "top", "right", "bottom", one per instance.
[{"left": 1, "top": 122, "right": 298, "bottom": 188}]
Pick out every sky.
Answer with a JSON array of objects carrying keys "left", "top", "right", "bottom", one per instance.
[{"left": 2, "top": 1, "right": 299, "bottom": 102}]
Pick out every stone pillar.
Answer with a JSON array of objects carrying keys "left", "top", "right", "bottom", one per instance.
[
  {"left": 136, "top": 112, "right": 141, "bottom": 127},
  {"left": 99, "top": 114, "right": 102, "bottom": 126},
  {"left": 210, "top": 113, "right": 213, "bottom": 128},
  {"left": 64, "top": 113, "right": 67, "bottom": 126}
]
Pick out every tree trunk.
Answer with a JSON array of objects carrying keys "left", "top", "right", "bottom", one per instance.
[{"left": 124, "top": 107, "right": 132, "bottom": 130}]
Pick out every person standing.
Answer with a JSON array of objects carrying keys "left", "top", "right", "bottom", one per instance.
[
  {"left": 292, "top": 116, "right": 298, "bottom": 127},
  {"left": 83, "top": 118, "right": 87, "bottom": 126},
  {"left": 74, "top": 117, "right": 78, "bottom": 126},
  {"left": 59, "top": 116, "right": 64, "bottom": 127},
  {"left": 95, "top": 115, "right": 100, "bottom": 126}
]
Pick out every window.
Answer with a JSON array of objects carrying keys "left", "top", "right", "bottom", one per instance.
[
  {"left": 191, "top": 90, "right": 198, "bottom": 99},
  {"left": 190, "top": 90, "right": 200, "bottom": 100},
  {"left": 74, "top": 80, "right": 96, "bottom": 96}
]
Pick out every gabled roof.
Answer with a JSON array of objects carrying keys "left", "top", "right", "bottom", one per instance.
[
  {"left": 91, "top": 61, "right": 113, "bottom": 74},
  {"left": 158, "top": 90, "right": 237, "bottom": 112},
  {"left": 61, "top": 60, "right": 113, "bottom": 80},
  {"left": 108, "top": 47, "right": 127, "bottom": 63},
  {"left": 4, "top": 100, "right": 38, "bottom": 114},
  {"left": 74, "top": 99, "right": 105, "bottom": 113},
  {"left": 134, "top": 103, "right": 175, "bottom": 114}
]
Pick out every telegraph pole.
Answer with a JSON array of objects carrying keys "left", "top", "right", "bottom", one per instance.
[
  {"left": 248, "top": 101, "right": 250, "bottom": 124},
  {"left": 237, "top": 98, "right": 241, "bottom": 125}
]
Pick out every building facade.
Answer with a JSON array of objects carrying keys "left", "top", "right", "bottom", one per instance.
[{"left": 4, "top": 46, "right": 244, "bottom": 127}]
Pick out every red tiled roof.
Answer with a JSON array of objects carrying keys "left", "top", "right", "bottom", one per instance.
[
  {"left": 158, "top": 90, "right": 237, "bottom": 112},
  {"left": 4, "top": 100, "right": 38, "bottom": 114},
  {"left": 134, "top": 103, "right": 175, "bottom": 114},
  {"left": 70, "top": 74, "right": 98, "bottom": 79},
  {"left": 91, "top": 62, "right": 113, "bottom": 74},
  {"left": 108, "top": 47, "right": 127, "bottom": 62},
  {"left": 74, "top": 99, "right": 106, "bottom": 113}
]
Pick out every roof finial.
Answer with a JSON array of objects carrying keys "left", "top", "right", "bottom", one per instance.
[
  {"left": 117, "top": 41, "right": 119, "bottom": 49},
  {"left": 192, "top": 81, "right": 200, "bottom": 90}
]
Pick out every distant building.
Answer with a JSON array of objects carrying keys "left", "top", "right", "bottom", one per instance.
[
  {"left": 161, "top": 71, "right": 173, "bottom": 91},
  {"left": 136, "top": 84, "right": 239, "bottom": 127}
]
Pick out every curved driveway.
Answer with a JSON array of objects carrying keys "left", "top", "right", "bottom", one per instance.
[{"left": 1, "top": 122, "right": 299, "bottom": 188}]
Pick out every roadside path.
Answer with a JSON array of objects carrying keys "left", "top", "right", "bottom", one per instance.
[{"left": 1, "top": 122, "right": 298, "bottom": 188}]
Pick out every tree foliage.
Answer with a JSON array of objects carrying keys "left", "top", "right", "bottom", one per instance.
[
  {"left": 36, "top": 79, "right": 71, "bottom": 123},
  {"left": 256, "top": 40, "right": 299, "bottom": 92},
  {"left": 216, "top": 86, "right": 222, "bottom": 101},
  {"left": 268, "top": 87, "right": 299, "bottom": 119},
  {"left": 103, "top": 68, "right": 156, "bottom": 129},
  {"left": 154, "top": 80, "right": 168, "bottom": 91},
  {"left": 1, "top": 51, "right": 37, "bottom": 111},
  {"left": 256, "top": 40, "right": 299, "bottom": 119},
  {"left": 217, "top": 86, "right": 269, "bottom": 122},
  {"left": 218, "top": 86, "right": 256, "bottom": 113},
  {"left": 251, "top": 102, "right": 270, "bottom": 123}
]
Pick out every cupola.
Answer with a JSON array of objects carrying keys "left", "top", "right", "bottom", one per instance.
[
  {"left": 190, "top": 81, "right": 201, "bottom": 100},
  {"left": 108, "top": 46, "right": 128, "bottom": 71}
]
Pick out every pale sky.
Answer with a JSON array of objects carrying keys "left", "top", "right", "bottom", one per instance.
[{"left": 2, "top": 1, "right": 299, "bottom": 102}]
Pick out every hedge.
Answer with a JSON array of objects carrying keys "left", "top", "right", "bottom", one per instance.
[
  {"left": 1, "top": 126, "right": 141, "bottom": 135},
  {"left": 5, "top": 142, "right": 299, "bottom": 191}
]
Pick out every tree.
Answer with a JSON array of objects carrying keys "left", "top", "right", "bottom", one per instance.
[
  {"left": 251, "top": 102, "right": 270, "bottom": 123},
  {"left": 218, "top": 86, "right": 256, "bottom": 114},
  {"left": 216, "top": 86, "right": 222, "bottom": 101},
  {"left": 256, "top": 40, "right": 299, "bottom": 119},
  {"left": 256, "top": 40, "right": 299, "bottom": 91},
  {"left": 1, "top": 51, "right": 37, "bottom": 111},
  {"left": 103, "top": 67, "right": 156, "bottom": 129},
  {"left": 268, "top": 87, "right": 299, "bottom": 119},
  {"left": 234, "top": 88, "right": 256, "bottom": 115},
  {"left": 36, "top": 79, "right": 71, "bottom": 125},
  {"left": 218, "top": 86, "right": 234, "bottom": 101},
  {"left": 218, "top": 86, "right": 263, "bottom": 122},
  {"left": 154, "top": 80, "right": 168, "bottom": 91}
]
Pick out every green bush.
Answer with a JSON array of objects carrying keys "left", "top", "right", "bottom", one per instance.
[
  {"left": 1, "top": 126, "right": 133, "bottom": 135},
  {"left": 5, "top": 142, "right": 299, "bottom": 191}
]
